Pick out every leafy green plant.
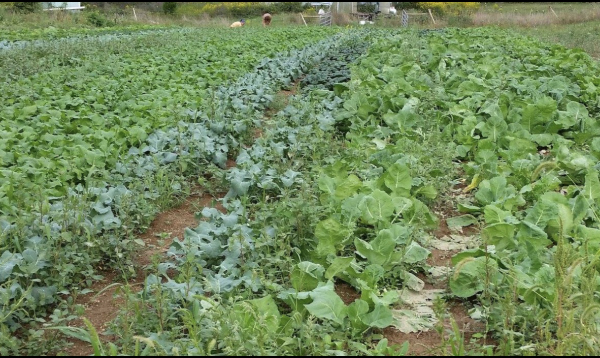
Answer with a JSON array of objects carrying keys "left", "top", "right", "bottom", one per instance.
[
  {"left": 86, "top": 10, "right": 111, "bottom": 27},
  {"left": 0, "top": 27, "right": 343, "bottom": 355}
]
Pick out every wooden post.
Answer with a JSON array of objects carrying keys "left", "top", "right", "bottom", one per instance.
[
  {"left": 300, "top": 13, "right": 308, "bottom": 26},
  {"left": 133, "top": 7, "right": 137, "bottom": 21},
  {"left": 428, "top": 9, "right": 436, "bottom": 24},
  {"left": 549, "top": 6, "right": 558, "bottom": 18}
]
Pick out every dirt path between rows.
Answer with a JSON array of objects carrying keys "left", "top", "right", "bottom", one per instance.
[
  {"left": 63, "top": 183, "right": 230, "bottom": 356},
  {"left": 62, "top": 80, "right": 301, "bottom": 355},
  {"left": 379, "top": 179, "right": 494, "bottom": 356}
]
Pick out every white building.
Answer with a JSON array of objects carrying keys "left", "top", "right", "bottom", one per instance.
[{"left": 42, "top": 2, "right": 85, "bottom": 11}]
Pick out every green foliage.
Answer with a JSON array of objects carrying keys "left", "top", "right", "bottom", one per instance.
[
  {"left": 0, "top": 27, "right": 342, "bottom": 355},
  {"left": 394, "top": 2, "right": 418, "bottom": 10},
  {"left": 85, "top": 10, "right": 112, "bottom": 27},
  {"left": 329, "top": 26, "right": 600, "bottom": 355},
  {"left": 413, "top": 2, "right": 481, "bottom": 15},
  {"left": 95, "top": 29, "right": 410, "bottom": 356},
  {"left": 11, "top": 2, "right": 40, "bottom": 14},
  {"left": 5, "top": 17, "right": 600, "bottom": 357},
  {"left": 162, "top": 2, "right": 177, "bottom": 15},
  {"left": 273, "top": 2, "right": 306, "bottom": 13}
]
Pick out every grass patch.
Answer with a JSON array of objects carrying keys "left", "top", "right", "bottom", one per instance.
[
  {"left": 513, "top": 20, "right": 600, "bottom": 59},
  {"left": 472, "top": 2, "right": 600, "bottom": 27}
]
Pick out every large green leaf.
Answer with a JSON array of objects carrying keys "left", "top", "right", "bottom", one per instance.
[
  {"left": 325, "top": 257, "right": 354, "bottom": 280},
  {"left": 572, "top": 194, "right": 589, "bottom": 224},
  {"left": 0, "top": 251, "right": 22, "bottom": 282},
  {"left": 403, "top": 242, "right": 430, "bottom": 264},
  {"left": 482, "top": 223, "right": 515, "bottom": 251},
  {"left": 347, "top": 299, "right": 369, "bottom": 331},
  {"left": 306, "top": 282, "right": 348, "bottom": 325},
  {"left": 403, "top": 198, "right": 438, "bottom": 229},
  {"left": 475, "top": 176, "right": 508, "bottom": 205},
  {"left": 582, "top": 170, "right": 600, "bottom": 203},
  {"left": 315, "top": 218, "right": 349, "bottom": 257},
  {"left": 355, "top": 233, "right": 396, "bottom": 267},
  {"left": 291, "top": 262, "right": 325, "bottom": 292},
  {"left": 556, "top": 101, "right": 588, "bottom": 130},
  {"left": 517, "top": 221, "right": 552, "bottom": 250},
  {"left": 362, "top": 304, "right": 393, "bottom": 328},
  {"left": 524, "top": 199, "right": 559, "bottom": 230},
  {"left": 450, "top": 257, "right": 497, "bottom": 298},
  {"left": 377, "top": 224, "right": 411, "bottom": 245},
  {"left": 484, "top": 205, "right": 511, "bottom": 225},
  {"left": 383, "top": 163, "right": 412, "bottom": 197},
  {"left": 234, "top": 295, "right": 281, "bottom": 335},
  {"left": 335, "top": 174, "right": 363, "bottom": 200},
  {"left": 359, "top": 190, "right": 395, "bottom": 224},
  {"left": 521, "top": 96, "right": 557, "bottom": 134},
  {"left": 248, "top": 295, "right": 281, "bottom": 333},
  {"left": 478, "top": 115, "right": 507, "bottom": 142}
]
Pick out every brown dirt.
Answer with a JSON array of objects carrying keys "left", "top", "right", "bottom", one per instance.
[
  {"left": 433, "top": 218, "right": 478, "bottom": 239},
  {"left": 384, "top": 301, "right": 489, "bottom": 356},
  {"left": 432, "top": 218, "right": 452, "bottom": 239},
  {"left": 335, "top": 281, "right": 361, "bottom": 305},
  {"left": 226, "top": 158, "right": 237, "bottom": 169},
  {"left": 253, "top": 127, "right": 264, "bottom": 139},
  {"left": 427, "top": 249, "right": 458, "bottom": 268},
  {"left": 432, "top": 176, "right": 480, "bottom": 239},
  {"left": 415, "top": 272, "right": 439, "bottom": 290},
  {"left": 63, "top": 184, "right": 229, "bottom": 356},
  {"left": 63, "top": 270, "right": 127, "bottom": 356}
]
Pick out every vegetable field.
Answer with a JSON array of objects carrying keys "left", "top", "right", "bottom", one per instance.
[{"left": 1, "top": 24, "right": 600, "bottom": 356}]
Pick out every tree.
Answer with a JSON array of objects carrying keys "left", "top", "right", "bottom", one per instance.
[
  {"left": 12, "top": 2, "right": 41, "bottom": 13},
  {"left": 163, "top": 2, "right": 177, "bottom": 15}
]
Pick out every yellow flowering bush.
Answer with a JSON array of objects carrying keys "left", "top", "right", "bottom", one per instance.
[{"left": 416, "top": 2, "right": 480, "bottom": 15}]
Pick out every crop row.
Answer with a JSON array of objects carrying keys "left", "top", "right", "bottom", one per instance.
[
  {"left": 99, "top": 28, "right": 405, "bottom": 356},
  {"left": 0, "top": 29, "right": 361, "bottom": 356},
  {"left": 0, "top": 27, "right": 339, "bottom": 218},
  {"left": 116, "top": 27, "right": 600, "bottom": 356},
  {"left": 333, "top": 27, "right": 600, "bottom": 354}
]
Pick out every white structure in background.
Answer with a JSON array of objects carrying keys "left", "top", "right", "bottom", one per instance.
[{"left": 42, "top": 2, "right": 85, "bottom": 11}]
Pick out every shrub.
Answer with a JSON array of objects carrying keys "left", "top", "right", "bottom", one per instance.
[
  {"left": 273, "top": 2, "right": 304, "bottom": 13},
  {"left": 12, "top": 2, "right": 41, "bottom": 13},
  {"left": 304, "top": 8, "right": 317, "bottom": 16},
  {"left": 446, "top": 2, "right": 480, "bottom": 15},
  {"left": 415, "top": 2, "right": 480, "bottom": 15},
  {"left": 394, "top": 2, "right": 418, "bottom": 10},
  {"left": 163, "top": 2, "right": 177, "bottom": 15},
  {"left": 86, "top": 10, "right": 111, "bottom": 27},
  {"left": 415, "top": 2, "right": 447, "bottom": 15}
]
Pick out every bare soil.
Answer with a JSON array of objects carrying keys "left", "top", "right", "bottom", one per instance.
[{"left": 63, "top": 187, "right": 227, "bottom": 356}]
